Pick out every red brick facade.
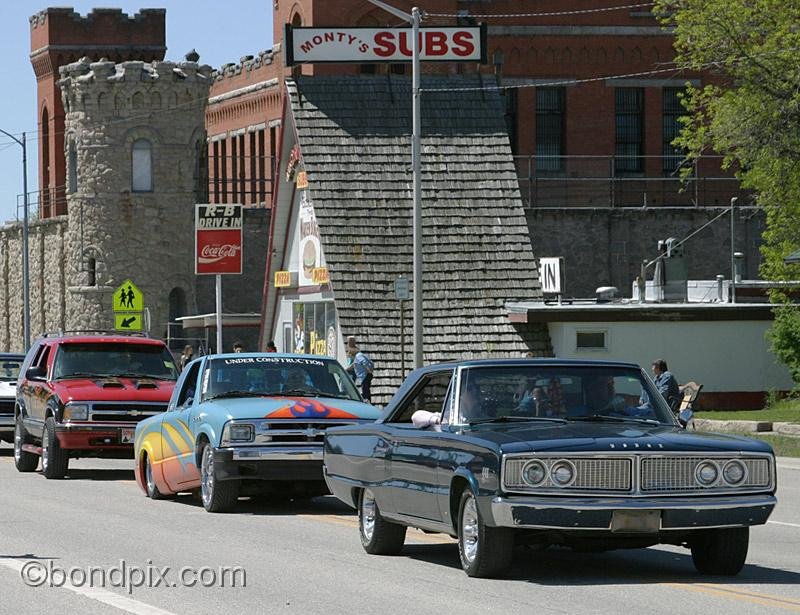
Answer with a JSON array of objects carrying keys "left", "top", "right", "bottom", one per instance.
[{"left": 29, "top": 8, "right": 166, "bottom": 218}]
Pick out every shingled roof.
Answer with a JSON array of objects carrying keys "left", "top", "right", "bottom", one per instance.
[{"left": 285, "top": 75, "right": 551, "bottom": 402}]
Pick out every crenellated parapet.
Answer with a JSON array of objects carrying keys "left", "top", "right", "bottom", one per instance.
[{"left": 211, "top": 45, "right": 282, "bottom": 81}]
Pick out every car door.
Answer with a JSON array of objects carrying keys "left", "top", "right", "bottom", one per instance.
[
  {"left": 22, "top": 343, "right": 52, "bottom": 438},
  {"left": 383, "top": 369, "right": 455, "bottom": 522},
  {"left": 160, "top": 359, "right": 202, "bottom": 491}
]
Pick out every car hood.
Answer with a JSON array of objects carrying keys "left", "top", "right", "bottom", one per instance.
[
  {"left": 53, "top": 377, "right": 175, "bottom": 403},
  {"left": 200, "top": 396, "right": 380, "bottom": 421},
  {"left": 0, "top": 380, "right": 16, "bottom": 399},
  {"left": 461, "top": 421, "right": 774, "bottom": 455}
]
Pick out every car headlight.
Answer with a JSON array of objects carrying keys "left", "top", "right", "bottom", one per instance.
[
  {"left": 227, "top": 423, "right": 255, "bottom": 443},
  {"left": 63, "top": 403, "right": 89, "bottom": 421},
  {"left": 550, "top": 460, "right": 576, "bottom": 487},
  {"left": 722, "top": 460, "right": 747, "bottom": 486},
  {"left": 694, "top": 460, "right": 720, "bottom": 487},
  {"left": 521, "top": 460, "right": 547, "bottom": 487}
]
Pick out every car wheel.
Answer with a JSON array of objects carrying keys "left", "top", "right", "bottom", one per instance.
[
  {"left": 690, "top": 527, "right": 749, "bottom": 575},
  {"left": 199, "top": 442, "right": 239, "bottom": 513},
  {"left": 457, "top": 489, "right": 514, "bottom": 578},
  {"left": 358, "top": 488, "right": 406, "bottom": 555},
  {"left": 143, "top": 454, "right": 166, "bottom": 500},
  {"left": 41, "top": 417, "right": 69, "bottom": 479},
  {"left": 13, "top": 414, "right": 38, "bottom": 472}
]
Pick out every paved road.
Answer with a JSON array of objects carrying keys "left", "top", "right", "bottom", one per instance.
[{"left": 0, "top": 444, "right": 798, "bottom": 615}]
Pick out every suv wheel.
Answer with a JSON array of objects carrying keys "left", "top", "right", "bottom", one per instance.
[
  {"left": 14, "top": 414, "right": 38, "bottom": 472},
  {"left": 42, "top": 417, "right": 69, "bottom": 479},
  {"left": 199, "top": 442, "right": 239, "bottom": 512}
]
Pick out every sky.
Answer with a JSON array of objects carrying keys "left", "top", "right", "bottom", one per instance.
[{"left": 0, "top": 1, "right": 273, "bottom": 223}]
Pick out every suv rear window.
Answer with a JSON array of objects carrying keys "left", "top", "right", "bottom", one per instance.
[{"left": 53, "top": 343, "right": 178, "bottom": 380}]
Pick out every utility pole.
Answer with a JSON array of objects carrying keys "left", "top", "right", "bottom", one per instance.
[
  {"left": 366, "top": 0, "right": 424, "bottom": 369},
  {"left": 0, "top": 128, "right": 30, "bottom": 351},
  {"left": 730, "top": 197, "right": 738, "bottom": 304}
]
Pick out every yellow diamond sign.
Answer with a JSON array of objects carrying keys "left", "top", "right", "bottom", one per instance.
[{"left": 113, "top": 279, "right": 144, "bottom": 313}]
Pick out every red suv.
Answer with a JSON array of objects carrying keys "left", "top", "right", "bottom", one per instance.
[{"left": 14, "top": 333, "right": 178, "bottom": 478}]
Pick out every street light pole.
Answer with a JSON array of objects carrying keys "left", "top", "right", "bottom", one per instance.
[
  {"left": 0, "top": 128, "right": 31, "bottom": 351},
  {"left": 366, "top": 0, "right": 424, "bottom": 369}
]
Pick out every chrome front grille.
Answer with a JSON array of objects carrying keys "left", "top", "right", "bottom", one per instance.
[
  {"left": 88, "top": 402, "right": 167, "bottom": 422},
  {"left": 253, "top": 420, "right": 359, "bottom": 446},
  {"left": 640, "top": 456, "right": 772, "bottom": 492},
  {"left": 503, "top": 453, "right": 774, "bottom": 496},
  {"left": 0, "top": 399, "right": 14, "bottom": 416}
]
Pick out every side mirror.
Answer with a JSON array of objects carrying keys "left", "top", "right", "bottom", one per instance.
[
  {"left": 25, "top": 365, "right": 45, "bottom": 380},
  {"left": 677, "top": 408, "right": 694, "bottom": 429}
]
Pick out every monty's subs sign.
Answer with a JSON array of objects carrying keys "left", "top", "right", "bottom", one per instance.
[{"left": 285, "top": 25, "right": 486, "bottom": 65}]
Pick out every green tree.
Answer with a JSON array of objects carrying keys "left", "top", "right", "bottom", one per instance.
[{"left": 656, "top": 0, "right": 800, "bottom": 383}]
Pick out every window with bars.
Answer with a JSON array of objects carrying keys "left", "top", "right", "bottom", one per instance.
[
  {"left": 615, "top": 88, "right": 644, "bottom": 173},
  {"left": 662, "top": 87, "right": 687, "bottom": 176},
  {"left": 536, "top": 88, "right": 565, "bottom": 172}
]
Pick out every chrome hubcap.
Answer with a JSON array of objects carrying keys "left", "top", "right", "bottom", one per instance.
[
  {"left": 200, "top": 446, "right": 214, "bottom": 506},
  {"left": 461, "top": 495, "right": 479, "bottom": 564},
  {"left": 13, "top": 420, "right": 22, "bottom": 464},
  {"left": 42, "top": 426, "right": 50, "bottom": 471},
  {"left": 361, "top": 490, "right": 377, "bottom": 541}
]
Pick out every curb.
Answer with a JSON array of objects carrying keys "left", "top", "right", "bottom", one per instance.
[{"left": 693, "top": 418, "right": 800, "bottom": 436}]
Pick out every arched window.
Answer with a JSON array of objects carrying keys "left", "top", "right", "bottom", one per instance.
[
  {"left": 67, "top": 141, "right": 78, "bottom": 194},
  {"left": 132, "top": 139, "right": 153, "bottom": 192}
]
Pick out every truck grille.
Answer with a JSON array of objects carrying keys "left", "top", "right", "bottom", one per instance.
[
  {"left": 89, "top": 403, "right": 167, "bottom": 422},
  {"left": 254, "top": 421, "right": 359, "bottom": 446},
  {"left": 0, "top": 399, "right": 14, "bottom": 416}
]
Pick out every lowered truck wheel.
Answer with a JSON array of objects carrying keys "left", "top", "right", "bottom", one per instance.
[
  {"left": 199, "top": 442, "right": 239, "bottom": 513},
  {"left": 14, "top": 414, "right": 38, "bottom": 472}
]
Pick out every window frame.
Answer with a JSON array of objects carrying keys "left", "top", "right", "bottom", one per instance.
[{"left": 131, "top": 138, "right": 154, "bottom": 192}]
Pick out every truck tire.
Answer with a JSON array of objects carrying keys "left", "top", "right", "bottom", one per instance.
[
  {"left": 691, "top": 527, "right": 749, "bottom": 575},
  {"left": 199, "top": 442, "right": 239, "bottom": 512},
  {"left": 358, "top": 488, "right": 406, "bottom": 555},
  {"left": 13, "top": 414, "right": 38, "bottom": 473},
  {"left": 143, "top": 453, "right": 167, "bottom": 500},
  {"left": 41, "top": 417, "right": 69, "bottom": 479},
  {"left": 457, "top": 489, "right": 514, "bottom": 578}
]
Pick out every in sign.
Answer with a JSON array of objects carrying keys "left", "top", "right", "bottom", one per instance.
[{"left": 538, "top": 258, "right": 563, "bottom": 294}]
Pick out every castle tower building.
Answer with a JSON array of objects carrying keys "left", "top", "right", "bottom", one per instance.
[
  {"left": 58, "top": 57, "right": 212, "bottom": 335},
  {"left": 30, "top": 8, "right": 166, "bottom": 218}
]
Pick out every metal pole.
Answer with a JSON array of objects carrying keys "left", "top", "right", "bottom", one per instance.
[
  {"left": 730, "top": 196, "right": 737, "bottom": 303},
  {"left": 400, "top": 300, "right": 405, "bottom": 378},
  {"left": 411, "top": 6, "right": 423, "bottom": 369},
  {"left": 215, "top": 274, "right": 223, "bottom": 353},
  {"left": 0, "top": 128, "right": 31, "bottom": 351}
]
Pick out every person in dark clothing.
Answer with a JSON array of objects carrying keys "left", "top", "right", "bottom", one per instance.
[{"left": 641, "top": 359, "right": 681, "bottom": 411}]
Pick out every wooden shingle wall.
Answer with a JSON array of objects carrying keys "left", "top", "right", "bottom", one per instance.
[{"left": 288, "top": 75, "right": 551, "bottom": 403}]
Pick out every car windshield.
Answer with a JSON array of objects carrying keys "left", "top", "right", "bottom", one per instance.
[
  {"left": 201, "top": 355, "right": 362, "bottom": 402},
  {"left": 456, "top": 364, "right": 675, "bottom": 425},
  {"left": 52, "top": 343, "right": 178, "bottom": 380},
  {"left": 0, "top": 358, "right": 23, "bottom": 381}
]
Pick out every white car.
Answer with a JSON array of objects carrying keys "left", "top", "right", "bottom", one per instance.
[{"left": 0, "top": 354, "right": 24, "bottom": 443}]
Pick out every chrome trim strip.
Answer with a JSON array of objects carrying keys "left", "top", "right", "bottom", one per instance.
[
  {"left": 0, "top": 417, "right": 14, "bottom": 427},
  {"left": 225, "top": 446, "right": 324, "bottom": 462},
  {"left": 56, "top": 422, "right": 139, "bottom": 431},
  {"left": 490, "top": 494, "right": 777, "bottom": 530}
]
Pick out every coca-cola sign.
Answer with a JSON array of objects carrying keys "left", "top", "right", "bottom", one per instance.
[{"left": 195, "top": 204, "right": 243, "bottom": 275}]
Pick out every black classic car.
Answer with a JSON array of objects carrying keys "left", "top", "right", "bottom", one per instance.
[{"left": 323, "top": 359, "right": 777, "bottom": 578}]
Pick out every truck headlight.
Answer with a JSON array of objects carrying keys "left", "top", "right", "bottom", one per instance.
[
  {"left": 63, "top": 404, "right": 89, "bottom": 421},
  {"left": 227, "top": 423, "right": 254, "bottom": 442}
]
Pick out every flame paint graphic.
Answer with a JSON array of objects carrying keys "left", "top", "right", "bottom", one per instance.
[{"left": 266, "top": 398, "right": 359, "bottom": 419}]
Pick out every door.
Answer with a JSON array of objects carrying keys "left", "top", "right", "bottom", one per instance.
[
  {"left": 24, "top": 344, "right": 52, "bottom": 437},
  {"left": 384, "top": 369, "right": 454, "bottom": 521},
  {"left": 161, "top": 360, "right": 202, "bottom": 491}
]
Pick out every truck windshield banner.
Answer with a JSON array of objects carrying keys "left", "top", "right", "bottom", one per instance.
[{"left": 285, "top": 25, "right": 486, "bottom": 65}]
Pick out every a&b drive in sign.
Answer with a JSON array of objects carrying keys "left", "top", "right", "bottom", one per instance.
[{"left": 195, "top": 204, "right": 243, "bottom": 275}]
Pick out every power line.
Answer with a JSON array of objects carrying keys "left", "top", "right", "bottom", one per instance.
[{"left": 425, "top": 2, "right": 655, "bottom": 19}]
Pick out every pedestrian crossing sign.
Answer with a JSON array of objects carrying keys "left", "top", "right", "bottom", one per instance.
[
  {"left": 114, "top": 312, "right": 143, "bottom": 331},
  {"left": 113, "top": 279, "right": 144, "bottom": 313}
]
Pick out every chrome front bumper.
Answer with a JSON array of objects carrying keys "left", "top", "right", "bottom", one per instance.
[
  {"left": 490, "top": 494, "right": 777, "bottom": 531},
  {"left": 225, "top": 446, "right": 324, "bottom": 462}
]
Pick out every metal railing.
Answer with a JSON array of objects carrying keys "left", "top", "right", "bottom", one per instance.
[{"left": 514, "top": 155, "right": 754, "bottom": 208}]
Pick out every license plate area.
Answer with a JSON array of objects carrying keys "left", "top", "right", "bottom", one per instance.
[
  {"left": 611, "top": 510, "right": 661, "bottom": 533},
  {"left": 120, "top": 428, "right": 135, "bottom": 444}
]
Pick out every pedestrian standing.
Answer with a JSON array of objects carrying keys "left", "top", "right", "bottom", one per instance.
[
  {"left": 179, "top": 344, "right": 194, "bottom": 371},
  {"left": 640, "top": 359, "right": 680, "bottom": 411},
  {"left": 346, "top": 345, "right": 375, "bottom": 402},
  {"left": 266, "top": 340, "right": 277, "bottom": 353},
  {"left": 233, "top": 340, "right": 244, "bottom": 353}
]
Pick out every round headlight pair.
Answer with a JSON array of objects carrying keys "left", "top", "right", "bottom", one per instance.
[
  {"left": 694, "top": 459, "right": 748, "bottom": 487},
  {"left": 521, "top": 459, "right": 576, "bottom": 488}
]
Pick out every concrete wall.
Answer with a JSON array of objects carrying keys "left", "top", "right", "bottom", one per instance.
[
  {"left": 527, "top": 207, "right": 765, "bottom": 298},
  {"left": 549, "top": 320, "right": 792, "bottom": 409}
]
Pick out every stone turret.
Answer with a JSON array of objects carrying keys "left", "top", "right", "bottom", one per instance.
[{"left": 58, "top": 57, "right": 212, "bottom": 336}]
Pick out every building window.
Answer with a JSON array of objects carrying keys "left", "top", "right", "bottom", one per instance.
[
  {"left": 67, "top": 141, "right": 78, "bottom": 195},
  {"left": 615, "top": 88, "right": 644, "bottom": 173},
  {"left": 503, "top": 89, "right": 518, "bottom": 155},
  {"left": 663, "top": 87, "right": 686, "bottom": 176},
  {"left": 536, "top": 88, "right": 565, "bottom": 172},
  {"left": 291, "top": 301, "right": 337, "bottom": 357},
  {"left": 576, "top": 330, "right": 607, "bottom": 350},
  {"left": 86, "top": 257, "right": 96, "bottom": 286},
  {"left": 132, "top": 139, "right": 153, "bottom": 192}
]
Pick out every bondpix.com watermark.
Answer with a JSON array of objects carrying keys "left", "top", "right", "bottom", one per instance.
[{"left": 20, "top": 560, "right": 246, "bottom": 593}]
